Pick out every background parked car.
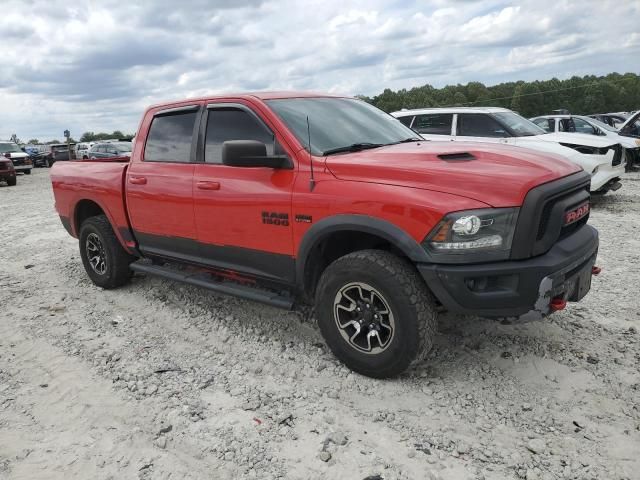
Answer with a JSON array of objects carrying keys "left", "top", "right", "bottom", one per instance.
[
  {"left": 44, "top": 143, "right": 76, "bottom": 165},
  {"left": 76, "top": 142, "right": 93, "bottom": 159},
  {"left": 531, "top": 114, "right": 640, "bottom": 171},
  {"left": 86, "top": 141, "right": 132, "bottom": 159},
  {"left": 0, "top": 156, "right": 17, "bottom": 186},
  {"left": 0, "top": 141, "right": 32, "bottom": 174},
  {"left": 391, "top": 107, "right": 625, "bottom": 193},
  {"left": 24, "top": 146, "right": 51, "bottom": 168}
]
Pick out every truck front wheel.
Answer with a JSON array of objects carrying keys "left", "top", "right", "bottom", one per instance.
[
  {"left": 315, "top": 250, "right": 437, "bottom": 378},
  {"left": 79, "top": 215, "right": 135, "bottom": 289}
]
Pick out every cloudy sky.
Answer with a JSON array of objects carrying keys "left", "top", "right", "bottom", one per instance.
[{"left": 1, "top": 0, "right": 638, "bottom": 141}]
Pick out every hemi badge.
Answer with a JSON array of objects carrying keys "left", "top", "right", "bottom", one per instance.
[{"left": 564, "top": 202, "right": 589, "bottom": 226}]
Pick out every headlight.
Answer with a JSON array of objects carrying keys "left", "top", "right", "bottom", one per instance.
[{"left": 424, "top": 208, "right": 519, "bottom": 263}]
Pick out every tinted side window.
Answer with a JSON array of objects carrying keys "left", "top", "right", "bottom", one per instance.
[
  {"left": 205, "top": 108, "right": 274, "bottom": 164},
  {"left": 397, "top": 115, "right": 414, "bottom": 127},
  {"left": 457, "top": 114, "right": 508, "bottom": 137},
  {"left": 145, "top": 111, "right": 198, "bottom": 163},
  {"left": 413, "top": 114, "right": 453, "bottom": 135}
]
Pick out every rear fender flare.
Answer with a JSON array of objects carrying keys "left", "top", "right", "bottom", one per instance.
[{"left": 72, "top": 198, "right": 135, "bottom": 254}]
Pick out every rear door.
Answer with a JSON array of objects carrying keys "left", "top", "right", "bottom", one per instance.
[
  {"left": 193, "top": 102, "right": 296, "bottom": 283},
  {"left": 454, "top": 113, "right": 513, "bottom": 145},
  {"left": 126, "top": 105, "right": 200, "bottom": 260},
  {"left": 412, "top": 113, "right": 454, "bottom": 141}
]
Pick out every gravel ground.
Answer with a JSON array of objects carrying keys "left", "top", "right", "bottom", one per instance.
[{"left": 0, "top": 169, "right": 639, "bottom": 480}]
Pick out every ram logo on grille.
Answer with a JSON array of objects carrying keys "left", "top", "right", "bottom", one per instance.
[{"left": 564, "top": 203, "right": 590, "bottom": 225}]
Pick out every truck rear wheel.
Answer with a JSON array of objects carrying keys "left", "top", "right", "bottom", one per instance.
[
  {"left": 315, "top": 250, "right": 437, "bottom": 378},
  {"left": 7, "top": 177, "right": 16, "bottom": 186},
  {"left": 79, "top": 215, "right": 135, "bottom": 289}
]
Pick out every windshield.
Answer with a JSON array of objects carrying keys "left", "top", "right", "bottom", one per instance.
[
  {"left": 266, "top": 97, "right": 418, "bottom": 155},
  {"left": 0, "top": 142, "right": 22, "bottom": 153},
  {"left": 492, "top": 112, "right": 546, "bottom": 136},
  {"left": 620, "top": 112, "right": 640, "bottom": 137}
]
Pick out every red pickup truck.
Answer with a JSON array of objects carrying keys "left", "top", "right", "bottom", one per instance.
[{"left": 51, "top": 92, "right": 599, "bottom": 377}]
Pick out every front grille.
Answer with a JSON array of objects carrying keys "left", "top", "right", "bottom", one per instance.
[
  {"left": 511, "top": 171, "right": 592, "bottom": 260},
  {"left": 612, "top": 145, "right": 622, "bottom": 166},
  {"left": 535, "top": 187, "right": 590, "bottom": 242}
]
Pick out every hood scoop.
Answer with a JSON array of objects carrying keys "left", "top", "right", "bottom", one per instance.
[{"left": 437, "top": 152, "right": 475, "bottom": 161}]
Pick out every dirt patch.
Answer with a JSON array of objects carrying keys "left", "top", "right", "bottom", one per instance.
[{"left": 1, "top": 170, "right": 639, "bottom": 479}]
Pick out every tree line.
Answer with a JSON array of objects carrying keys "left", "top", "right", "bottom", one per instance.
[
  {"left": 359, "top": 72, "right": 640, "bottom": 118},
  {"left": 24, "top": 130, "right": 134, "bottom": 145}
]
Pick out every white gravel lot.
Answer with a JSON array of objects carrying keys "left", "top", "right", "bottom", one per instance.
[{"left": 0, "top": 168, "right": 639, "bottom": 480}]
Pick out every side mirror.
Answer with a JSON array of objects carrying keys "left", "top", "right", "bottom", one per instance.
[{"left": 222, "top": 140, "right": 292, "bottom": 169}]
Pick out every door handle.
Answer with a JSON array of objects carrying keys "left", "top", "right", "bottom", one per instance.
[
  {"left": 196, "top": 181, "right": 221, "bottom": 190},
  {"left": 129, "top": 176, "right": 147, "bottom": 185}
]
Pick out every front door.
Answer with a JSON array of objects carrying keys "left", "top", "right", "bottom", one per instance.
[
  {"left": 126, "top": 106, "right": 200, "bottom": 260},
  {"left": 193, "top": 102, "right": 297, "bottom": 284}
]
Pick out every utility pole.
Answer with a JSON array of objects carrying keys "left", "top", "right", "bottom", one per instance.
[{"left": 64, "top": 129, "right": 71, "bottom": 160}]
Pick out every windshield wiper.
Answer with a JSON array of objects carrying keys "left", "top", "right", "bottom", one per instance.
[
  {"left": 387, "top": 137, "right": 422, "bottom": 145},
  {"left": 323, "top": 143, "right": 384, "bottom": 156}
]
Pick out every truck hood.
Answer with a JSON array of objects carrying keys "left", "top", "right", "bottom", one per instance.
[{"left": 325, "top": 142, "right": 581, "bottom": 207}]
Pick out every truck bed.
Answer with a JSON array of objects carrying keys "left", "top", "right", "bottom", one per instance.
[{"left": 50, "top": 160, "right": 132, "bottom": 246}]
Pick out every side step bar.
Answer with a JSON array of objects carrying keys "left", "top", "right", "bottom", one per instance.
[{"left": 130, "top": 262, "right": 294, "bottom": 310}]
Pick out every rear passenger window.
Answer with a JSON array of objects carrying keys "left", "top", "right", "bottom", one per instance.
[
  {"left": 145, "top": 111, "right": 198, "bottom": 162},
  {"left": 457, "top": 114, "right": 508, "bottom": 137},
  {"left": 205, "top": 107, "right": 274, "bottom": 164},
  {"left": 413, "top": 114, "right": 453, "bottom": 135}
]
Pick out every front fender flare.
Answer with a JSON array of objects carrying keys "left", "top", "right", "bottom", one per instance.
[{"left": 295, "top": 214, "right": 431, "bottom": 290}]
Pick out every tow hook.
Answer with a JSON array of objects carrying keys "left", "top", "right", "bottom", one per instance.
[
  {"left": 591, "top": 266, "right": 602, "bottom": 276},
  {"left": 550, "top": 297, "right": 567, "bottom": 312}
]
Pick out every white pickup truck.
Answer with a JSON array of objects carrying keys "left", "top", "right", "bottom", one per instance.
[{"left": 392, "top": 107, "right": 625, "bottom": 194}]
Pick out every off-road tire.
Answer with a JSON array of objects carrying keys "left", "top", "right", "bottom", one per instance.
[
  {"left": 23, "top": 169, "right": 31, "bottom": 175},
  {"left": 315, "top": 249, "right": 437, "bottom": 378},
  {"left": 7, "top": 177, "right": 17, "bottom": 186},
  {"left": 79, "top": 215, "right": 135, "bottom": 289}
]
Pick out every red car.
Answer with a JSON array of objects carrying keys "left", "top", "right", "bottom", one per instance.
[
  {"left": 0, "top": 157, "right": 17, "bottom": 186},
  {"left": 50, "top": 92, "right": 599, "bottom": 377}
]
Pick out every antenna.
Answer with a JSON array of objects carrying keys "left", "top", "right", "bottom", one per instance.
[{"left": 307, "top": 116, "right": 315, "bottom": 192}]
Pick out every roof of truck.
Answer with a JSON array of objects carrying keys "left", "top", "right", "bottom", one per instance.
[{"left": 147, "top": 91, "right": 347, "bottom": 110}]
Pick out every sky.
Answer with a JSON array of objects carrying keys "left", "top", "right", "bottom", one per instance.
[{"left": 0, "top": 0, "right": 638, "bottom": 142}]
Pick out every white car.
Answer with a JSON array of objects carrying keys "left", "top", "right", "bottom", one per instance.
[
  {"left": 391, "top": 107, "right": 625, "bottom": 193},
  {"left": 530, "top": 114, "right": 639, "bottom": 170},
  {"left": 76, "top": 142, "right": 93, "bottom": 159}
]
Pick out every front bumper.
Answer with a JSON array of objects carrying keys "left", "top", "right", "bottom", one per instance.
[
  {"left": 590, "top": 162, "right": 625, "bottom": 192},
  {"left": 13, "top": 164, "right": 31, "bottom": 172},
  {"left": 418, "top": 225, "right": 598, "bottom": 319}
]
